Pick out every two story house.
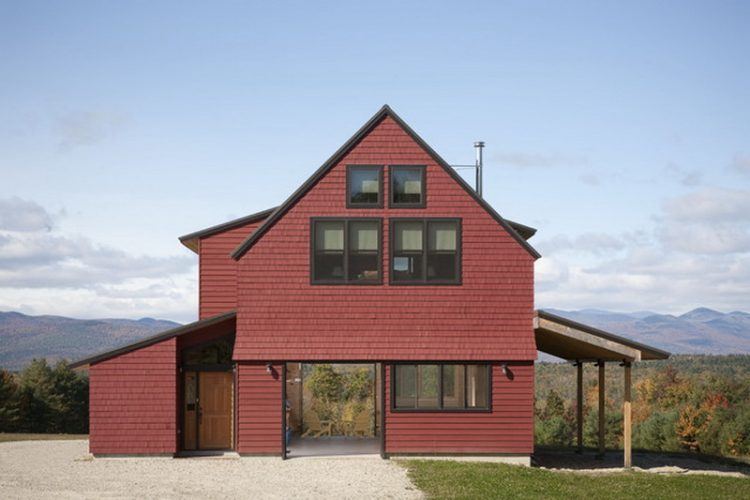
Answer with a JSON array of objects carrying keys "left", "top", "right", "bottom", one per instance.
[{"left": 72, "top": 105, "right": 667, "bottom": 465}]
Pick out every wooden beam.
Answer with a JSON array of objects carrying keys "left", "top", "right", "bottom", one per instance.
[
  {"left": 577, "top": 361, "right": 583, "bottom": 454},
  {"left": 623, "top": 362, "right": 632, "bottom": 468},
  {"left": 597, "top": 360, "right": 605, "bottom": 458},
  {"left": 536, "top": 318, "right": 640, "bottom": 361}
]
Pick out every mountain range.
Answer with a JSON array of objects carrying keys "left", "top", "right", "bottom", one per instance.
[
  {"left": 0, "top": 311, "right": 180, "bottom": 371},
  {"left": 544, "top": 307, "right": 750, "bottom": 356},
  {"left": 1, "top": 307, "right": 749, "bottom": 370}
]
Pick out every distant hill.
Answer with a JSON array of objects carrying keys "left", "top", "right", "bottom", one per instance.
[
  {"left": 0, "top": 311, "right": 181, "bottom": 371},
  {"left": 2, "top": 307, "right": 748, "bottom": 370},
  {"left": 544, "top": 307, "right": 750, "bottom": 355}
]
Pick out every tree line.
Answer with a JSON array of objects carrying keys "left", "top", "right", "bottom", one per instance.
[
  {"left": 0, "top": 359, "right": 88, "bottom": 434},
  {"left": 535, "top": 355, "right": 750, "bottom": 458}
]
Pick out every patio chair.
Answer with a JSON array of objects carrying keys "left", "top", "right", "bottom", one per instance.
[
  {"left": 301, "top": 411, "right": 333, "bottom": 438},
  {"left": 350, "top": 410, "right": 372, "bottom": 437}
]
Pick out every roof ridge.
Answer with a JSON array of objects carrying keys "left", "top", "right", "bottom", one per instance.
[{"left": 230, "top": 104, "right": 540, "bottom": 260}]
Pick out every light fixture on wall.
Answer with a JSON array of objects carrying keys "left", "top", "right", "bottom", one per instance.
[
  {"left": 265, "top": 362, "right": 273, "bottom": 374},
  {"left": 501, "top": 363, "right": 508, "bottom": 376}
]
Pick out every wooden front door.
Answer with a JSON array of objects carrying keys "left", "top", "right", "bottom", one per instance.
[
  {"left": 198, "top": 371, "right": 233, "bottom": 449},
  {"left": 183, "top": 370, "right": 233, "bottom": 451}
]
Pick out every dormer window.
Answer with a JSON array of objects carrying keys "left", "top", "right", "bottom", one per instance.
[
  {"left": 390, "top": 165, "right": 426, "bottom": 208},
  {"left": 347, "top": 165, "right": 383, "bottom": 208}
]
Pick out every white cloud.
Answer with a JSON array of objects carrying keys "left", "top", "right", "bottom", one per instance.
[
  {"left": 492, "top": 151, "right": 588, "bottom": 168},
  {"left": 54, "top": 110, "right": 127, "bottom": 151},
  {"left": 535, "top": 187, "right": 750, "bottom": 313},
  {"left": 731, "top": 154, "right": 750, "bottom": 176},
  {"left": 536, "top": 232, "right": 627, "bottom": 256},
  {"left": 0, "top": 197, "right": 54, "bottom": 232},
  {"left": 663, "top": 162, "right": 702, "bottom": 186},
  {"left": 0, "top": 198, "right": 196, "bottom": 321},
  {"left": 659, "top": 188, "right": 750, "bottom": 254},
  {"left": 663, "top": 187, "right": 750, "bottom": 223}
]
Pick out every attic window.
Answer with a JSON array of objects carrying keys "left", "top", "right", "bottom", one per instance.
[
  {"left": 347, "top": 165, "right": 383, "bottom": 208},
  {"left": 390, "top": 165, "right": 426, "bottom": 208}
]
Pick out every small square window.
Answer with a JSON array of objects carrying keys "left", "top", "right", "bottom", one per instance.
[
  {"left": 390, "top": 166, "right": 425, "bottom": 207},
  {"left": 347, "top": 166, "right": 382, "bottom": 207}
]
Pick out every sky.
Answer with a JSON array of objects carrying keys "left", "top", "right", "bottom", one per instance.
[{"left": 1, "top": 1, "right": 749, "bottom": 323}]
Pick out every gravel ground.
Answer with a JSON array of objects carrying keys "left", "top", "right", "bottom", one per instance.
[{"left": 0, "top": 440, "right": 422, "bottom": 499}]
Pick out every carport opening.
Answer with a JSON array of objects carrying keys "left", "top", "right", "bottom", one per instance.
[{"left": 285, "top": 363, "right": 382, "bottom": 457}]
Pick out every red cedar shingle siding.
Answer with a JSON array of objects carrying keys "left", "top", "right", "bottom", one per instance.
[
  {"left": 384, "top": 362, "right": 534, "bottom": 454},
  {"left": 199, "top": 220, "right": 266, "bottom": 319},
  {"left": 236, "top": 362, "right": 282, "bottom": 454},
  {"left": 235, "top": 116, "right": 536, "bottom": 360},
  {"left": 89, "top": 338, "right": 177, "bottom": 455}
]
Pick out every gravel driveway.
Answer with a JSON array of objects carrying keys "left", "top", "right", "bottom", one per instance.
[{"left": 0, "top": 440, "right": 422, "bottom": 499}]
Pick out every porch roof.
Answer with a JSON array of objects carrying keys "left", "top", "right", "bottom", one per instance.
[
  {"left": 69, "top": 310, "right": 236, "bottom": 369},
  {"left": 534, "top": 309, "right": 670, "bottom": 362}
]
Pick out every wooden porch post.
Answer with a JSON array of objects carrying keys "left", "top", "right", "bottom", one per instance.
[
  {"left": 576, "top": 361, "right": 583, "bottom": 453},
  {"left": 597, "top": 360, "right": 605, "bottom": 458},
  {"left": 623, "top": 362, "right": 632, "bottom": 468}
]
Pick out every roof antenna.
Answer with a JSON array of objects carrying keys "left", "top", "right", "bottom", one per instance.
[{"left": 474, "top": 141, "right": 485, "bottom": 198}]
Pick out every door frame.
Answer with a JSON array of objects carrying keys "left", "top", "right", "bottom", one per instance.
[{"left": 181, "top": 364, "right": 235, "bottom": 452}]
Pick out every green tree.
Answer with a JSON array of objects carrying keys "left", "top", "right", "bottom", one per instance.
[{"left": 0, "top": 369, "right": 20, "bottom": 431}]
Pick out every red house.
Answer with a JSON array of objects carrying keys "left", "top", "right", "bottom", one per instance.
[{"left": 72, "top": 106, "right": 667, "bottom": 464}]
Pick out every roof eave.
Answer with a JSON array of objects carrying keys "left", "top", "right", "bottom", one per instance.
[
  {"left": 69, "top": 310, "right": 237, "bottom": 369},
  {"left": 535, "top": 309, "right": 671, "bottom": 361},
  {"left": 178, "top": 207, "right": 277, "bottom": 255}
]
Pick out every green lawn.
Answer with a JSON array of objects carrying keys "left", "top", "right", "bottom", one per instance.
[
  {"left": 0, "top": 433, "right": 88, "bottom": 443},
  {"left": 403, "top": 460, "right": 749, "bottom": 500}
]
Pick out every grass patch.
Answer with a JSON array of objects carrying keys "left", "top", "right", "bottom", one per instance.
[
  {"left": 0, "top": 433, "right": 88, "bottom": 443},
  {"left": 403, "top": 460, "right": 748, "bottom": 500}
]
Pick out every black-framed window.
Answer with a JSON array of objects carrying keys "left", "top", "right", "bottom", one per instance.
[
  {"left": 391, "top": 219, "right": 461, "bottom": 284},
  {"left": 311, "top": 218, "right": 382, "bottom": 284},
  {"left": 390, "top": 165, "right": 426, "bottom": 207},
  {"left": 392, "top": 364, "right": 490, "bottom": 411},
  {"left": 347, "top": 165, "right": 383, "bottom": 208}
]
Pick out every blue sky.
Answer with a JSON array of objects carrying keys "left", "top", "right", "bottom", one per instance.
[{"left": 1, "top": 1, "right": 749, "bottom": 322}]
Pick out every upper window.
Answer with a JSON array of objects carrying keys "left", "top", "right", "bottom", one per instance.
[
  {"left": 393, "top": 364, "right": 490, "bottom": 411},
  {"left": 391, "top": 219, "right": 461, "bottom": 284},
  {"left": 312, "top": 219, "right": 382, "bottom": 284},
  {"left": 390, "top": 166, "right": 426, "bottom": 208},
  {"left": 347, "top": 165, "right": 383, "bottom": 208},
  {"left": 182, "top": 337, "right": 233, "bottom": 366}
]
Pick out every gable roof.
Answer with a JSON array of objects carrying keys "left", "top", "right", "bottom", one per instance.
[
  {"left": 69, "top": 311, "right": 236, "bottom": 369},
  {"left": 231, "top": 105, "right": 541, "bottom": 260},
  {"left": 178, "top": 207, "right": 276, "bottom": 253}
]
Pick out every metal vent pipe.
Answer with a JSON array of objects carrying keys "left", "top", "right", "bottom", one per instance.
[{"left": 474, "top": 141, "right": 485, "bottom": 198}]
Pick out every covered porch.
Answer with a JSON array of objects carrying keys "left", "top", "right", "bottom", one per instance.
[{"left": 534, "top": 310, "right": 670, "bottom": 468}]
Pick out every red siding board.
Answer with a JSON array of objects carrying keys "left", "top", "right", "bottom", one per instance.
[
  {"left": 235, "top": 116, "right": 536, "bottom": 361},
  {"left": 89, "top": 338, "right": 177, "bottom": 455},
  {"left": 385, "top": 362, "right": 534, "bottom": 454},
  {"left": 199, "top": 219, "right": 266, "bottom": 319},
  {"left": 235, "top": 362, "right": 282, "bottom": 455}
]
